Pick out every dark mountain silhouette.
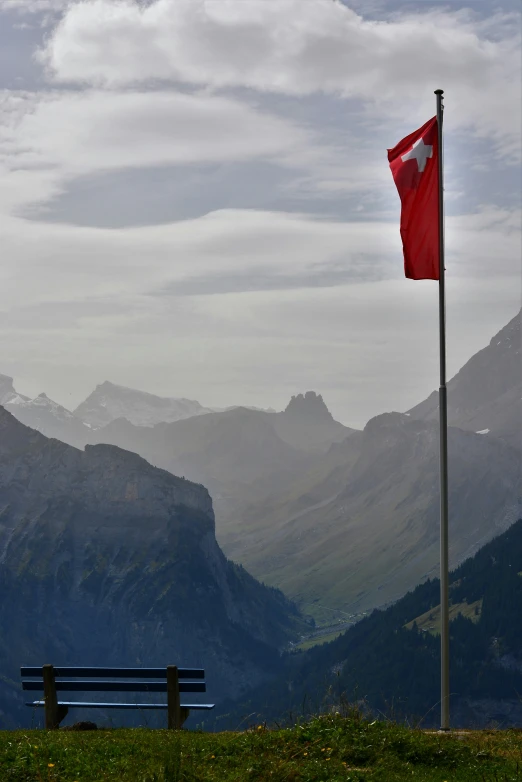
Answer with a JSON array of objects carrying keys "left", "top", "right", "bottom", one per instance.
[{"left": 0, "top": 408, "right": 307, "bottom": 728}]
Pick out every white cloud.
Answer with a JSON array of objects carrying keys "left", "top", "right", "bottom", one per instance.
[
  {"left": 0, "top": 202, "right": 518, "bottom": 423},
  {"left": 41, "top": 0, "right": 521, "bottom": 157},
  {"left": 0, "top": 88, "right": 311, "bottom": 213},
  {"left": 0, "top": 145, "right": 516, "bottom": 423},
  {"left": 0, "top": 88, "right": 307, "bottom": 175},
  {"left": 0, "top": 198, "right": 518, "bottom": 309},
  {"left": 0, "top": 0, "right": 519, "bottom": 425}
]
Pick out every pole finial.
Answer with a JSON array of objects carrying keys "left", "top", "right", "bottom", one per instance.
[{"left": 434, "top": 89, "right": 444, "bottom": 95}]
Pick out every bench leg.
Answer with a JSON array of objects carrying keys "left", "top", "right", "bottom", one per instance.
[
  {"left": 167, "top": 665, "right": 181, "bottom": 729},
  {"left": 166, "top": 668, "right": 191, "bottom": 729},
  {"left": 43, "top": 665, "right": 68, "bottom": 729}
]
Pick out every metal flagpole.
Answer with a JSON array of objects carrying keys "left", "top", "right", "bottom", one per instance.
[{"left": 434, "top": 88, "right": 450, "bottom": 731}]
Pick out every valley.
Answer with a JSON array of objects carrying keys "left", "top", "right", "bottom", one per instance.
[{"left": 0, "top": 309, "right": 520, "bottom": 728}]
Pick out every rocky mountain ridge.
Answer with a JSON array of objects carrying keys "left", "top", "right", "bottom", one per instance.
[
  {"left": 83, "top": 396, "right": 355, "bottom": 530},
  {"left": 0, "top": 374, "right": 29, "bottom": 406},
  {"left": 3, "top": 392, "right": 91, "bottom": 448},
  {"left": 73, "top": 380, "right": 213, "bottom": 428},
  {"left": 409, "top": 309, "right": 521, "bottom": 446},
  {"left": 212, "top": 311, "right": 521, "bottom": 622}
]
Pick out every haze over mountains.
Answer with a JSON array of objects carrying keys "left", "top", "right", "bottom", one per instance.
[
  {"left": 74, "top": 381, "right": 214, "bottom": 428},
  {"left": 0, "top": 309, "right": 519, "bottom": 727},
  {"left": 216, "top": 311, "right": 521, "bottom": 620},
  {"left": 85, "top": 310, "right": 516, "bottom": 626},
  {"left": 225, "top": 413, "right": 520, "bottom": 621},
  {"left": 86, "top": 392, "right": 353, "bottom": 498},
  {"left": 4, "top": 393, "right": 92, "bottom": 448},
  {"left": 0, "top": 408, "right": 306, "bottom": 728},
  {"left": 409, "top": 311, "right": 521, "bottom": 447},
  {"left": 0, "top": 311, "right": 519, "bottom": 629}
]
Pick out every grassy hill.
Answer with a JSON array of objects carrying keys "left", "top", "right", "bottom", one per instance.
[{"left": 2, "top": 716, "right": 522, "bottom": 781}]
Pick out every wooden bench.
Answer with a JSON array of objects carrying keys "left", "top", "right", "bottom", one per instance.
[{"left": 21, "top": 664, "right": 215, "bottom": 730}]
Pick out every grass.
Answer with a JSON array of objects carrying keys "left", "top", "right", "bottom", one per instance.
[
  {"left": 293, "top": 629, "right": 344, "bottom": 652},
  {"left": 404, "top": 599, "right": 483, "bottom": 635},
  {"left": 1, "top": 712, "right": 522, "bottom": 781}
]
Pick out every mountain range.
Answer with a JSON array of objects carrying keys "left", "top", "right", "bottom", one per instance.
[
  {"left": 3, "top": 392, "right": 92, "bottom": 448},
  {"left": 0, "top": 310, "right": 519, "bottom": 678},
  {"left": 0, "top": 374, "right": 29, "bottom": 406},
  {"left": 2, "top": 313, "right": 518, "bottom": 628},
  {"left": 0, "top": 408, "right": 307, "bottom": 728},
  {"left": 211, "top": 311, "right": 521, "bottom": 622},
  {"left": 85, "top": 392, "right": 353, "bottom": 502}
]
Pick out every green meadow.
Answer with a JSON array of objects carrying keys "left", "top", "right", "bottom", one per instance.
[{"left": 2, "top": 713, "right": 521, "bottom": 781}]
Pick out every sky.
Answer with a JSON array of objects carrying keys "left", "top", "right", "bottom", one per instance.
[{"left": 0, "top": 0, "right": 520, "bottom": 428}]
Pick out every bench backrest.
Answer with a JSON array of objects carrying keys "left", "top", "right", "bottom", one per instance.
[{"left": 21, "top": 666, "right": 206, "bottom": 694}]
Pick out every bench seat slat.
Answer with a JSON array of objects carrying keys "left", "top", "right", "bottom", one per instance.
[
  {"left": 26, "top": 700, "right": 215, "bottom": 710},
  {"left": 21, "top": 667, "right": 204, "bottom": 679},
  {"left": 23, "top": 681, "right": 205, "bottom": 693}
]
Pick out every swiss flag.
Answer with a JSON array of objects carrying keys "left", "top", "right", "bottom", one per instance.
[{"left": 388, "top": 117, "right": 440, "bottom": 280}]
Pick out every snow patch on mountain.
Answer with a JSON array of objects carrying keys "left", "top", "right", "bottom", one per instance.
[
  {"left": 2, "top": 384, "right": 91, "bottom": 447},
  {"left": 0, "top": 374, "right": 30, "bottom": 407}
]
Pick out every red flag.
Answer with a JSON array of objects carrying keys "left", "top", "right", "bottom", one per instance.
[{"left": 388, "top": 116, "right": 440, "bottom": 280}]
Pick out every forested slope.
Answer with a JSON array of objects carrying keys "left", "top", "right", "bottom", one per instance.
[{"left": 216, "top": 519, "right": 522, "bottom": 729}]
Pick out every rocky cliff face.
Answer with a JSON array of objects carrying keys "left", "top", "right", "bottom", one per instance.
[
  {"left": 283, "top": 392, "right": 335, "bottom": 423},
  {"left": 0, "top": 408, "right": 306, "bottom": 728},
  {"left": 271, "top": 392, "right": 354, "bottom": 452}
]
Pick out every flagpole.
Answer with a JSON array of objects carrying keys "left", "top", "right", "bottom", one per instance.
[{"left": 434, "top": 88, "right": 450, "bottom": 731}]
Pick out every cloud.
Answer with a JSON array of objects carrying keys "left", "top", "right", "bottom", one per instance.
[
  {"left": 155, "top": 259, "right": 388, "bottom": 297},
  {"left": 0, "top": 205, "right": 518, "bottom": 310},
  {"left": 41, "top": 0, "right": 521, "bottom": 157},
  {"left": 0, "top": 204, "right": 519, "bottom": 424},
  {"left": 0, "top": 0, "right": 519, "bottom": 425},
  {"left": 0, "top": 88, "right": 308, "bottom": 174},
  {"left": 0, "top": 88, "right": 311, "bottom": 213}
]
